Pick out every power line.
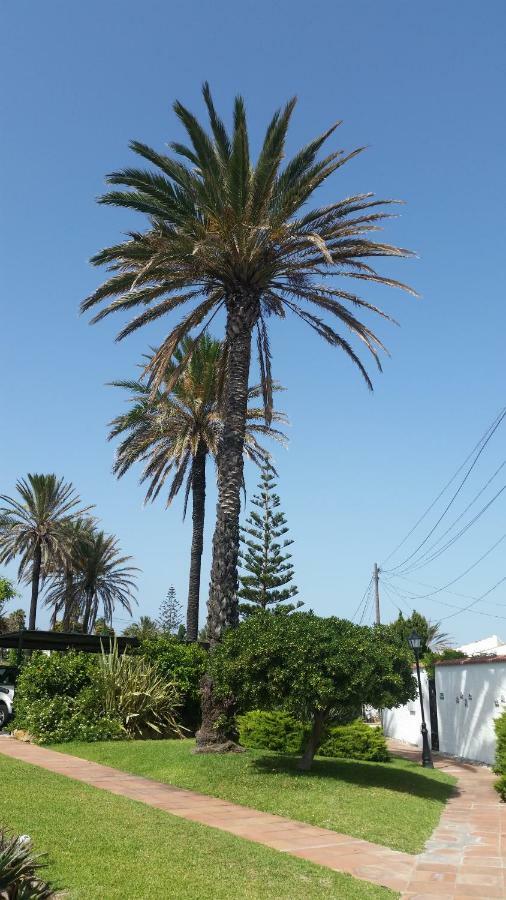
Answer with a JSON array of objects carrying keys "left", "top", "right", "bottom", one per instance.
[
  {"left": 386, "top": 531, "right": 506, "bottom": 601},
  {"left": 388, "top": 573, "right": 506, "bottom": 622},
  {"left": 396, "top": 483, "right": 506, "bottom": 576},
  {"left": 352, "top": 576, "right": 372, "bottom": 622},
  {"left": 439, "top": 575, "right": 506, "bottom": 622},
  {"left": 358, "top": 581, "right": 373, "bottom": 625},
  {"left": 382, "top": 405, "right": 506, "bottom": 570}
]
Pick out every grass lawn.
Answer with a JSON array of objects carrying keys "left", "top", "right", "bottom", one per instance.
[
  {"left": 56, "top": 739, "right": 456, "bottom": 854},
  {"left": 0, "top": 754, "right": 392, "bottom": 900}
]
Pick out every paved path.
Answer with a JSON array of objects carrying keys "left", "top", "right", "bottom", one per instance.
[{"left": 0, "top": 736, "right": 505, "bottom": 898}]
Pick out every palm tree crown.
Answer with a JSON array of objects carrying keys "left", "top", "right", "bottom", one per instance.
[
  {"left": 109, "top": 334, "right": 287, "bottom": 509},
  {"left": 83, "top": 85, "right": 415, "bottom": 413},
  {"left": 0, "top": 474, "right": 88, "bottom": 629},
  {"left": 71, "top": 529, "right": 137, "bottom": 634}
]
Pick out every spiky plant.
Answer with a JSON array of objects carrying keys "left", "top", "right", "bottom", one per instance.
[
  {"left": 109, "top": 334, "right": 286, "bottom": 641},
  {"left": 0, "top": 830, "right": 55, "bottom": 898},
  {"left": 0, "top": 475, "right": 88, "bottom": 629},
  {"left": 82, "top": 85, "right": 414, "bottom": 745}
]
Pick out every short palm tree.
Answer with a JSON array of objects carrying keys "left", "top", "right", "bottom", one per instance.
[
  {"left": 47, "top": 528, "right": 138, "bottom": 633},
  {"left": 75, "top": 530, "right": 138, "bottom": 633},
  {"left": 82, "top": 86, "right": 415, "bottom": 746},
  {"left": 122, "top": 616, "right": 160, "bottom": 640},
  {"left": 0, "top": 475, "right": 87, "bottom": 629},
  {"left": 109, "top": 334, "right": 286, "bottom": 642},
  {"left": 43, "top": 516, "right": 96, "bottom": 630}
]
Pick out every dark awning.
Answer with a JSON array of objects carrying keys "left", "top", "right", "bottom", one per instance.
[{"left": 0, "top": 630, "right": 139, "bottom": 653}]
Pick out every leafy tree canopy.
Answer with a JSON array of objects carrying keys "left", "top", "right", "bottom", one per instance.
[
  {"left": 391, "top": 610, "right": 452, "bottom": 655},
  {"left": 210, "top": 612, "right": 415, "bottom": 768}
]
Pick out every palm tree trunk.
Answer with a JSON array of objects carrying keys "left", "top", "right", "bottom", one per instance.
[
  {"left": 28, "top": 541, "right": 42, "bottom": 630},
  {"left": 196, "top": 295, "right": 258, "bottom": 752},
  {"left": 62, "top": 569, "right": 73, "bottom": 630},
  {"left": 186, "top": 443, "right": 207, "bottom": 643},
  {"left": 82, "top": 589, "right": 94, "bottom": 634}
]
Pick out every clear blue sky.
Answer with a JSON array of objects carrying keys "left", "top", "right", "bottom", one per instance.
[{"left": 1, "top": 1, "right": 505, "bottom": 644}]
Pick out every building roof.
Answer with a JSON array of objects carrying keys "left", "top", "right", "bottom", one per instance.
[{"left": 436, "top": 654, "right": 506, "bottom": 667}]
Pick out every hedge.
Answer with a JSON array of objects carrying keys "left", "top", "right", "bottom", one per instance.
[
  {"left": 237, "top": 710, "right": 389, "bottom": 761},
  {"left": 494, "top": 711, "right": 506, "bottom": 800}
]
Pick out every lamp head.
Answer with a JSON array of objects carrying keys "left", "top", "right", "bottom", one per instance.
[{"left": 408, "top": 629, "right": 422, "bottom": 652}]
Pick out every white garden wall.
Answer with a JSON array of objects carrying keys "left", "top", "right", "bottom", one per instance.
[
  {"left": 381, "top": 669, "right": 431, "bottom": 748},
  {"left": 435, "top": 658, "right": 506, "bottom": 765}
]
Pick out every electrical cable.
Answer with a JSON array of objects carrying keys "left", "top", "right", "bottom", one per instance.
[
  {"left": 396, "top": 483, "right": 506, "bottom": 576},
  {"left": 384, "top": 531, "right": 506, "bottom": 601},
  {"left": 352, "top": 576, "right": 372, "bottom": 622},
  {"left": 381, "top": 405, "right": 506, "bottom": 571},
  {"left": 393, "top": 461, "right": 506, "bottom": 575},
  {"left": 387, "top": 573, "right": 506, "bottom": 622}
]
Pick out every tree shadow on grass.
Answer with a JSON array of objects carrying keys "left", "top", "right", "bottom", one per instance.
[{"left": 251, "top": 753, "right": 457, "bottom": 803}]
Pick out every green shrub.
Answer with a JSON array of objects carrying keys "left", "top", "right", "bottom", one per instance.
[
  {"left": 14, "top": 651, "right": 123, "bottom": 743},
  {"left": 96, "top": 642, "right": 182, "bottom": 738},
  {"left": 139, "top": 637, "right": 207, "bottom": 732},
  {"left": 15, "top": 651, "right": 96, "bottom": 704},
  {"left": 238, "top": 710, "right": 306, "bottom": 753},
  {"left": 319, "top": 722, "right": 390, "bottom": 762},
  {"left": 237, "top": 710, "right": 389, "bottom": 762},
  {"left": 0, "top": 829, "right": 55, "bottom": 898},
  {"left": 494, "top": 711, "right": 506, "bottom": 799}
]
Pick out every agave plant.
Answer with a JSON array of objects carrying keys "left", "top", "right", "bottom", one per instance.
[
  {"left": 96, "top": 642, "right": 182, "bottom": 737},
  {"left": 0, "top": 830, "right": 55, "bottom": 899}
]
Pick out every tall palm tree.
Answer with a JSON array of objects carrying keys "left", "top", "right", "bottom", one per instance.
[
  {"left": 82, "top": 86, "right": 415, "bottom": 744},
  {"left": 109, "top": 334, "right": 286, "bottom": 641},
  {"left": 0, "top": 475, "right": 87, "bottom": 629}
]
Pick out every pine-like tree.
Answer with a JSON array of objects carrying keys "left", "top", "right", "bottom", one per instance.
[
  {"left": 239, "top": 464, "right": 301, "bottom": 616},
  {"left": 158, "top": 586, "right": 183, "bottom": 634}
]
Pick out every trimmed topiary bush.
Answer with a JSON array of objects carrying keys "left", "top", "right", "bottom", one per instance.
[
  {"left": 237, "top": 710, "right": 389, "bottom": 762},
  {"left": 319, "top": 721, "right": 390, "bottom": 762},
  {"left": 238, "top": 710, "right": 306, "bottom": 753}
]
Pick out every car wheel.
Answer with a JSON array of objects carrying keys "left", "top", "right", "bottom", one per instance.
[{"left": 0, "top": 702, "right": 9, "bottom": 729}]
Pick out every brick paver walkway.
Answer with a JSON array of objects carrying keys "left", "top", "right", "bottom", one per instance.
[{"left": 0, "top": 736, "right": 504, "bottom": 898}]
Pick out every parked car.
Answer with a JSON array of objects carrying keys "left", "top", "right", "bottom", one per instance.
[{"left": 0, "top": 666, "right": 19, "bottom": 728}]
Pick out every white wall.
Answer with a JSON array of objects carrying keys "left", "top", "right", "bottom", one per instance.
[
  {"left": 382, "top": 669, "right": 431, "bottom": 748},
  {"left": 436, "top": 660, "right": 506, "bottom": 765}
]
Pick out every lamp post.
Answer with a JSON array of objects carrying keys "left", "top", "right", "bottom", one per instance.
[{"left": 407, "top": 629, "right": 433, "bottom": 768}]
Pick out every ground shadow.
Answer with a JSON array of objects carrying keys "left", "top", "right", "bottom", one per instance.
[{"left": 251, "top": 753, "right": 458, "bottom": 803}]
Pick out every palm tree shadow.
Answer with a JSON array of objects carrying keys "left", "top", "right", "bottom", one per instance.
[{"left": 251, "top": 753, "right": 458, "bottom": 803}]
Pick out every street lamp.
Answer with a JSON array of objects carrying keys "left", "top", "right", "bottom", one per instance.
[{"left": 407, "top": 629, "right": 434, "bottom": 768}]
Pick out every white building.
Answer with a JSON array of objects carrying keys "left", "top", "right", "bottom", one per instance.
[{"left": 457, "top": 635, "right": 506, "bottom": 658}]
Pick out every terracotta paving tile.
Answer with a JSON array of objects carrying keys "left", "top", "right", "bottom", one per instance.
[{"left": 2, "top": 736, "right": 506, "bottom": 898}]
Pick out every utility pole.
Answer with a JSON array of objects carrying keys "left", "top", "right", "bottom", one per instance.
[{"left": 373, "top": 563, "right": 381, "bottom": 625}]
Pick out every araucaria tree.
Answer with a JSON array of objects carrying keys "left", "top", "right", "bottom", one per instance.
[
  {"left": 110, "top": 335, "right": 286, "bottom": 642},
  {"left": 239, "top": 463, "right": 301, "bottom": 615},
  {"left": 0, "top": 475, "right": 87, "bottom": 629},
  {"left": 158, "top": 586, "right": 182, "bottom": 634},
  {"left": 82, "top": 85, "right": 414, "bottom": 746}
]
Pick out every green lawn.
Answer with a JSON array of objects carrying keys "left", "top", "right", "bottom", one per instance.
[
  {"left": 56, "top": 739, "right": 456, "bottom": 854},
  {"left": 0, "top": 754, "right": 392, "bottom": 900}
]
